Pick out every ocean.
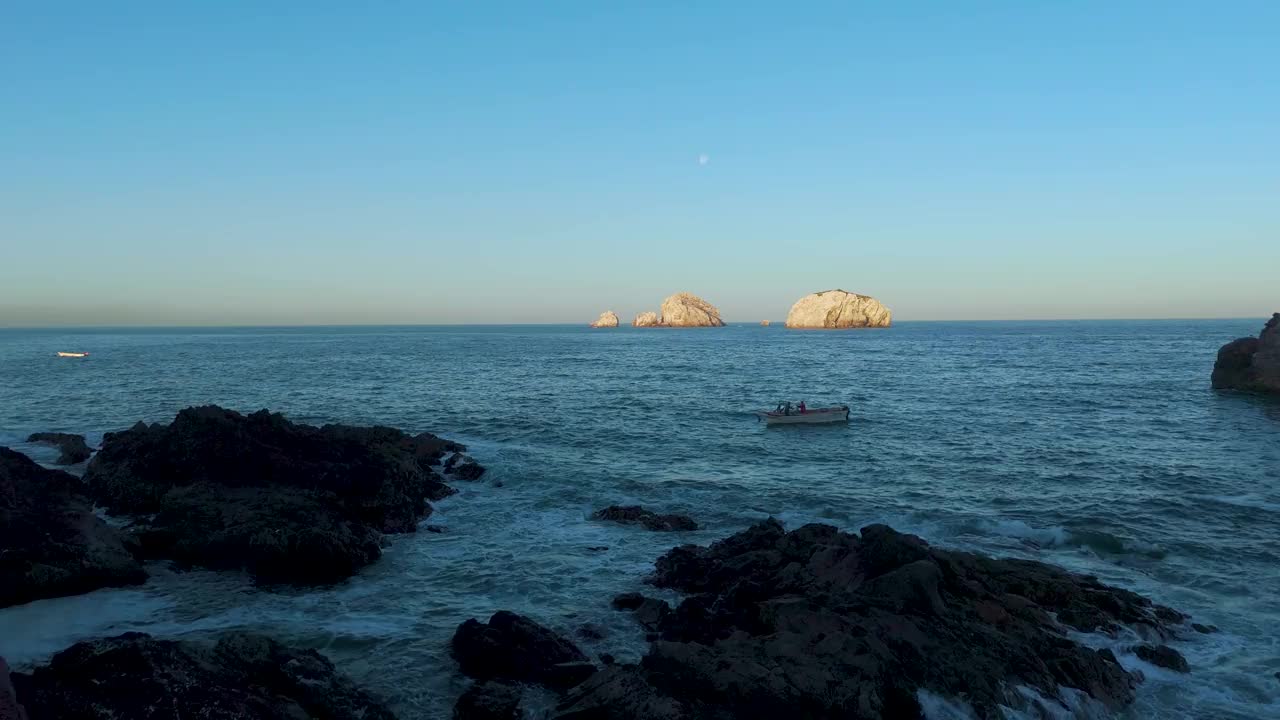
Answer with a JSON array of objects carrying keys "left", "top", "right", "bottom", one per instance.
[{"left": 0, "top": 321, "right": 1277, "bottom": 719}]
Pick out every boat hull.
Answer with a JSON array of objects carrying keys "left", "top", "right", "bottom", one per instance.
[
  {"left": 56, "top": 352, "right": 88, "bottom": 358},
  {"left": 757, "top": 406, "right": 849, "bottom": 426}
]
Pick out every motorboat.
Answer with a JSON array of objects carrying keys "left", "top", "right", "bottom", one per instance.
[
  {"left": 757, "top": 402, "right": 849, "bottom": 426},
  {"left": 56, "top": 352, "right": 89, "bottom": 358}
]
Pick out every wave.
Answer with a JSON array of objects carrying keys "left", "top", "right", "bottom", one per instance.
[{"left": 958, "top": 518, "right": 1168, "bottom": 559}]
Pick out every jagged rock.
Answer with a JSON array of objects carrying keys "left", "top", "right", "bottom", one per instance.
[
  {"left": 451, "top": 611, "right": 593, "bottom": 690},
  {"left": 633, "top": 311, "right": 661, "bottom": 328},
  {"left": 82, "top": 406, "right": 465, "bottom": 585},
  {"left": 0, "top": 448, "right": 145, "bottom": 608},
  {"left": 0, "top": 658, "right": 27, "bottom": 720},
  {"left": 445, "top": 454, "right": 487, "bottom": 481},
  {"left": 785, "top": 289, "right": 892, "bottom": 329},
  {"left": 24, "top": 433, "right": 92, "bottom": 465},
  {"left": 563, "top": 519, "right": 1194, "bottom": 719},
  {"left": 593, "top": 505, "right": 698, "bottom": 532},
  {"left": 590, "top": 311, "right": 620, "bottom": 328},
  {"left": 612, "top": 592, "right": 645, "bottom": 610},
  {"left": 1212, "top": 314, "right": 1280, "bottom": 393},
  {"left": 1134, "top": 644, "right": 1189, "bottom": 673},
  {"left": 658, "top": 293, "right": 725, "bottom": 327},
  {"left": 10, "top": 632, "right": 395, "bottom": 720},
  {"left": 454, "top": 681, "right": 522, "bottom": 720}
]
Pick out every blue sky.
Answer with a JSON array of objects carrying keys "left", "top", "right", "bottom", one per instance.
[{"left": 1, "top": 1, "right": 1276, "bottom": 325}]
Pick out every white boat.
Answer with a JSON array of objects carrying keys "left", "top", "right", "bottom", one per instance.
[
  {"left": 757, "top": 403, "right": 849, "bottom": 426},
  {"left": 56, "top": 352, "right": 89, "bottom": 358}
]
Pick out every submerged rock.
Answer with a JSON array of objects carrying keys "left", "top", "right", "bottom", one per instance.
[
  {"left": 25, "top": 432, "right": 92, "bottom": 465},
  {"left": 590, "top": 311, "right": 620, "bottom": 328},
  {"left": 1212, "top": 313, "right": 1280, "bottom": 393},
  {"left": 633, "top": 311, "right": 661, "bottom": 328},
  {"left": 453, "top": 681, "right": 522, "bottom": 720},
  {"left": 0, "top": 447, "right": 146, "bottom": 608},
  {"left": 11, "top": 632, "right": 395, "bottom": 720},
  {"left": 593, "top": 505, "right": 698, "bottom": 532},
  {"left": 1134, "top": 644, "right": 1190, "bottom": 673},
  {"left": 785, "top": 289, "right": 892, "bottom": 329},
  {"left": 451, "top": 611, "right": 594, "bottom": 691},
  {"left": 658, "top": 293, "right": 725, "bottom": 327},
  {"left": 563, "top": 519, "right": 1191, "bottom": 719},
  {"left": 82, "top": 405, "right": 467, "bottom": 585}
]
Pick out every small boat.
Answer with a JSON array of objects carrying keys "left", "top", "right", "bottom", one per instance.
[
  {"left": 56, "top": 352, "right": 89, "bottom": 358},
  {"left": 757, "top": 402, "right": 849, "bottom": 426}
]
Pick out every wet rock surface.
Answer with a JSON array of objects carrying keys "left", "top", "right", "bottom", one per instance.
[
  {"left": 593, "top": 505, "right": 698, "bottom": 532},
  {"left": 11, "top": 632, "right": 396, "bottom": 720},
  {"left": 561, "top": 519, "right": 1191, "bottom": 719},
  {"left": 452, "top": 611, "right": 595, "bottom": 691},
  {"left": 446, "top": 453, "right": 487, "bottom": 481},
  {"left": 0, "top": 447, "right": 146, "bottom": 608},
  {"left": 453, "top": 681, "right": 522, "bottom": 720},
  {"left": 24, "top": 432, "right": 92, "bottom": 465},
  {"left": 1134, "top": 644, "right": 1190, "bottom": 673},
  {"left": 82, "top": 405, "right": 471, "bottom": 584}
]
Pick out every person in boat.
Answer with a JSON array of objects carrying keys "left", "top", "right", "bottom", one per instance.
[{"left": 798, "top": 400, "right": 806, "bottom": 414}]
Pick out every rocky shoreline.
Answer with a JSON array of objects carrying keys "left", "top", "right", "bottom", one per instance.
[{"left": 1, "top": 409, "right": 1210, "bottom": 719}]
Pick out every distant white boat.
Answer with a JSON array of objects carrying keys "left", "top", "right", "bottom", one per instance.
[
  {"left": 757, "top": 403, "right": 849, "bottom": 426},
  {"left": 56, "top": 352, "right": 89, "bottom": 358}
]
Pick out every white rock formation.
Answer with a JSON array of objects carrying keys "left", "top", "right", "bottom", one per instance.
[
  {"left": 590, "top": 311, "right": 620, "bottom": 328},
  {"left": 633, "top": 311, "right": 660, "bottom": 327},
  {"left": 659, "top": 293, "right": 725, "bottom": 327},
  {"left": 785, "top": 290, "right": 891, "bottom": 329}
]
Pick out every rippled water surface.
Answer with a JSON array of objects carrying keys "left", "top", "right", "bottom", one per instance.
[{"left": 1, "top": 321, "right": 1278, "bottom": 719}]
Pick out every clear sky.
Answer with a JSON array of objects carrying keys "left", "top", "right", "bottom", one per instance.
[{"left": 2, "top": 1, "right": 1276, "bottom": 326}]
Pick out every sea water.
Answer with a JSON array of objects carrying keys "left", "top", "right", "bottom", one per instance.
[{"left": 0, "top": 321, "right": 1276, "bottom": 719}]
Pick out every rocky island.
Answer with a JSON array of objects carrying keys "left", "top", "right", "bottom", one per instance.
[
  {"left": 660, "top": 292, "right": 725, "bottom": 327},
  {"left": 786, "top": 289, "right": 892, "bottom": 328},
  {"left": 1212, "top": 313, "right": 1279, "bottom": 393},
  {"left": 633, "top": 311, "right": 660, "bottom": 327},
  {"left": 589, "top": 311, "right": 620, "bottom": 328}
]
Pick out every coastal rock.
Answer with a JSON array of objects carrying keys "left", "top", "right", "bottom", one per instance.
[
  {"left": 612, "top": 595, "right": 670, "bottom": 631},
  {"left": 451, "top": 611, "right": 594, "bottom": 690},
  {"left": 454, "top": 681, "right": 522, "bottom": 720},
  {"left": 1134, "top": 644, "right": 1190, "bottom": 673},
  {"left": 563, "top": 519, "right": 1191, "bottom": 719},
  {"left": 633, "top": 311, "right": 660, "bottom": 327},
  {"left": 760, "top": 320, "right": 770, "bottom": 326},
  {"left": 592, "top": 505, "right": 698, "bottom": 532},
  {"left": 445, "top": 453, "right": 487, "bottom": 481},
  {"left": 25, "top": 432, "right": 92, "bottom": 465},
  {"left": 785, "top": 289, "right": 892, "bottom": 329},
  {"left": 0, "top": 447, "right": 146, "bottom": 608},
  {"left": 10, "top": 632, "right": 395, "bottom": 720},
  {"left": 658, "top": 293, "right": 725, "bottom": 327},
  {"left": 82, "top": 405, "right": 465, "bottom": 584},
  {"left": 0, "top": 658, "right": 28, "bottom": 720},
  {"left": 1212, "top": 314, "right": 1280, "bottom": 393},
  {"left": 590, "top": 311, "right": 620, "bottom": 328}
]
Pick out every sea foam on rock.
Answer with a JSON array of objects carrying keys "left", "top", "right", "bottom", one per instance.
[
  {"left": 24, "top": 432, "right": 92, "bottom": 465},
  {"left": 1212, "top": 313, "right": 1280, "bottom": 393},
  {"left": 82, "top": 405, "right": 472, "bottom": 585},
  {"left": 0, "top": 447, "right": 146, "bottom": 608},
  {"left": 785, "top": 289, "right": 892, "bottom": 328},
  {"left": 10, "top": 632, "right": 395, "bottom": 720},
  {"left": 554, "top": 518, "right": 1192, "bottom": 719}
]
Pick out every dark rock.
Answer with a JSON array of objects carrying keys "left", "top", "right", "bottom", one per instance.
[
  {"left": 452, "top": 611, "right": 593, "bottom": 690},
  {"left": 453, "top": 681, "right": 521, "bottom": 720},
  {"left": 599, "top": 653, "right": 615, "bottom": 666},
  {"left": 632, "top": 598, "right": 671, "bottom": 631},
  {"left": 11, "top": 631, "right": 395, "bottom": 719},
  {"left": 547, "top": 661, "right": 598, "bottom": 689},
  {"left": 612, "top": 592, "right": 645, "bottom": 610},
  {"left": 1134, "top": 644, "right": 1190, "bottom": 673},
  {"left": 592, "top": 505, "right": 698, "bottom": 532},
  {"left": 25, "top": 433, "right": 92, "bottom": 465},
  {"left": 445, "top": 453, "right": 487, "bottom": 481},
  {"left": 0, "top": 447, "right": 146, "bottom": 608},
  {"left": 1191, "top": 622, "right": 1218, "bottom": 634},
  {"left": 0, "top": 657, "right": 28, "bottom": 720},
  {"left": 1212, "top": 314, "right": 1280, "bottom": 393},
  {"left": 587, "top": 546, "right": 608, "bottom": 552},
  {"left": 567, "top": 519, "right": 1191, "bottom": 719},
  {"left": 82, "top": 406, "right": 467, "bottom": 584},
  {"left": 426, "top": 525, "right": 446, "bottom": 534}
]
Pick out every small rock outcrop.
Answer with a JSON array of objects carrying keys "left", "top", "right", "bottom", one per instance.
[
  {"left": 589, "top": 311, "right": 620, "bottom": 329},
  {"left": 658, "top": 293, "right": 725, "bottom": 327},
  {"left": 633, "top": 311, "right": 660, "bottom": 328},
  {"left": 453, "top": 681, "right": 522, "bottom": 720},
  {"left": 785, "top": 289, "right": 892, "bottom": 328},
  {"left": 0, "top": 447, "right": 146, "bottom": 608},
  {"left": 1134, "top": 644, "right": 1190, "bottom": 673},
  {"left": 25, "top": 433, "right": 92, "bottom": 465},
  {"left": 10, "top": 632, "right": 395, "bottom": 720},
  {"left": 445, "top": 453, "right": 487, "bottom": 481},
  {"left": 0, "top": 658, "right": 28, "bottom": 720},
  {"left": 556, "top": 519, "right": 1192, "bottom": 719},
  {"left": 760, "top": 320, "right": 770, "bottom": 326},
  {"left": 451, "top": 611, "right": 595, "bottom": 691},
  {"left": 592, "top": 505, "right": 698, "bottom": 532},
  {"left": 82, "top": 405, "right": 470, "bottom": 585},
  {"left": 1212, "top": 313, "right": 1280, "bottom": 393}
]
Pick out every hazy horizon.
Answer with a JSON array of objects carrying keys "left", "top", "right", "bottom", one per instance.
[{"left": 3, "top": 3, "right": 1276, "bottom": 327}]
